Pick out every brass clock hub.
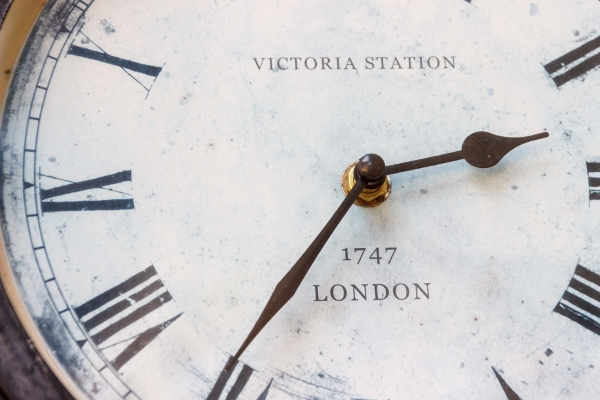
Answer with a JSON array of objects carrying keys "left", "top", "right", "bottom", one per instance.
[{"left": 341, "top": 160, "right": 392, "bottom": 208}]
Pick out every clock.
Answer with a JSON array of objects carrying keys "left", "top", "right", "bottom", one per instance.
[{"left": 2, "top": 0, "right": 600, "bottom": 399}]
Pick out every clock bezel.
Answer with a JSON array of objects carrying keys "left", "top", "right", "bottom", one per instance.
[{"left": 0, "top": 0, "right": 79, "bottom": 398}]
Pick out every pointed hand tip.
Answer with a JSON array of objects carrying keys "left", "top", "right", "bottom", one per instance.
[
  {"left": 525, "top": 132, "right": 549, "bottom": 142},
  {"left": 224, "top": 358, "right": 236, "bottom": 373},
  {"left": 526, "top": 132, "right": 549, "bottom": 142},
  {"left": 462, "top": 131, "right": 550, "bottom": 168}
]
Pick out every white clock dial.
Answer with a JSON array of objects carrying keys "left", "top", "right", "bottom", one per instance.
[{"left": 3, "top": 0, "right": 600, "bottom": 399}]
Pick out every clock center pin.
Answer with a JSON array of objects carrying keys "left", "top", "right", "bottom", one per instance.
[{"left": 341, "top": 153, "right": 392, "bottom": 207}]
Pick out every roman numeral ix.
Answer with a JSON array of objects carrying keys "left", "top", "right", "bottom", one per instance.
[
  {"left": 74, "top": 266, "right": 181, "bottom": 371},
  {"left": 40, "top": 170, "right": 134, "bottom": 213},
  {"left": 544, "top": 35, "right": 600, "bottom": 87},
  {"left": 554, "top": 264, "right": 600, "bottom": 336}
]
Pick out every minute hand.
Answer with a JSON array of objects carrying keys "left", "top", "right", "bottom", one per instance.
[
  {"left": 384, "top": 131, "right": 549, "bottom": 175},
  {"left": 225, "top": 178, "right": 367, "bottom": 372}
]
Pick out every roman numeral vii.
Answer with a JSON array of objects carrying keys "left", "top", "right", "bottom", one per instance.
[
  {"left": 73, "top": 266, "right": 181, "bottom": 371},
  {"left": 207, "top": 356, "right": 273, "bottom": 400}
]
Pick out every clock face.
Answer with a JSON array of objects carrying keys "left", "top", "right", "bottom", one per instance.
[{"left": 3, "top": 0, "right": 600, "bottom": 398}]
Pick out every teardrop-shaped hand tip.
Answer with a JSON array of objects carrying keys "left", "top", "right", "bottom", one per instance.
[{"left": 462, "top": 131, "right": 549, "bottom": 168}]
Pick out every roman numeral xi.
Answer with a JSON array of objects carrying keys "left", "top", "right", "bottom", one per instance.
[
  {"left": 40, "top": 170, "right": 133, "bottom": 212},
  {"left": 554, "top": 264, "right": 600, "bottom": 336},
  {"left": 73, "top": 266, "right": 181, "bottom": 371},
  {"left": 544, "top": 35, "right": 600, "bottom": 87}
]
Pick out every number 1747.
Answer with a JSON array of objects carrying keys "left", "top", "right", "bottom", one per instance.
[{"left": 342, "top": 247, "right": 397, "bottom": 264}]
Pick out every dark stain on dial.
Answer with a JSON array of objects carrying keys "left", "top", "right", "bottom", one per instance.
[{"left": 99, "top": 19, "right": 115, "bottom": 35}]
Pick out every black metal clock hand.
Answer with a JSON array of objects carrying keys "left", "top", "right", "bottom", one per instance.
[
  {"left": 383, "top": 131, "right": 549, "bottom": 175},
  {"left": 225, "top": 177, "right": 368, "bottom": 371},
  {"left": 227, "top": 131, "right": 548, "bottom": 371}
]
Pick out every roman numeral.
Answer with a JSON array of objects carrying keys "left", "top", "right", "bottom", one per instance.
[
  {"left": 40, "top": 170, "right": 134, "bottom": 213},
  {"left": 73, "top": 266, "right": 181, "bottom": 371},
  {"left": 587, "top": 162, "right": 600, "bottom": 201},
  {"left": 492, "top": 367, "right": 522, "bottom": 400},
  {"left": 67, "top": 45, "right": 162, "bottom": 77},
  {"left": 554, "top": 264, "right": 600, "bottom": 335},
  {"left": 207, "top": 357, "right": 273, "bottom": 400},
  {"left": 544, "top": 35, "right": 600, "bottom": 87},
  {"left": 66, "top": 30, "right": 162, "bottom": 94}
]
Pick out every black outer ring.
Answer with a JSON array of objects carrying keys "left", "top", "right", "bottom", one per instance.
[
  {"left": 0, "top": 280, "right": 74, "bottom": 400},
  {"left": 0, "top": 1, "right": 72, "bottom": 398}
]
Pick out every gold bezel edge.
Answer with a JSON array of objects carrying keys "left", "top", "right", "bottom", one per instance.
[{"left": 0, "top": 1, "right": 89, "bottom": 399}]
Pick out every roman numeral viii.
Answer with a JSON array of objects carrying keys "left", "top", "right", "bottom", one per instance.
[
  {"left": 554, "top": 264, "right": 600, "bottom": 335},
  {"left": 40, "top": 170, "right": 134, "bottom": 213},
  {"left": 544, "top": 35, "right": 600, "bottom": 87},
  {"left": 207, "top": 356, "right": 273, "bottom": 400},
  {"left": 73, "top": 266, "right": 181, "bottom": 371}
]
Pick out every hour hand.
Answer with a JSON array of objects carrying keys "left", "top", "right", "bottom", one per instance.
[
  {"left": 382, "top": 131, "right": 549, "bottom": 176},
  {"left": 344, "top": 131, "right": 549, "bottom": 207}
]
